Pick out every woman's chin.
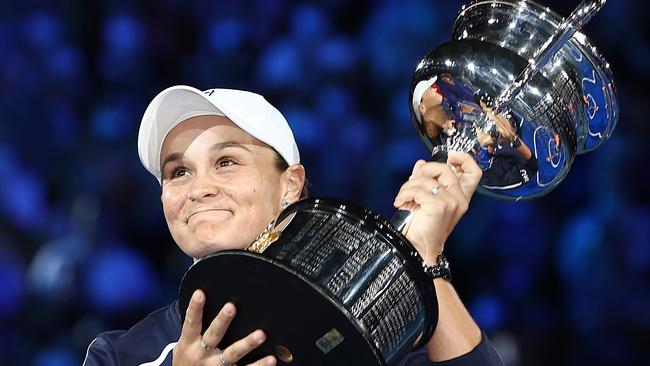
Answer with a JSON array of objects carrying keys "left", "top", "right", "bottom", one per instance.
[{"left": 188, "top": 240, "right": 249, "bottom": 260}]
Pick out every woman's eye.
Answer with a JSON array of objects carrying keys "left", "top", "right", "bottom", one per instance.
[
  {"left": 171, "top": 167, "right": 189, "bottom": 179},
  {"left": 217, "top": 157, "right": 236, "bottom": 168}
]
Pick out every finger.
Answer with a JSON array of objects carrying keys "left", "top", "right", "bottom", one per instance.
[
  {"left": 446, "top": 152, "right": 480, "bottom": 175},
  {"left": 446, "top": 152, "right": 482, "bottom": 199},
  {"left": 432, "top": 171, "right": 467, "bottom": 208},
  {"left": 447, "top": 153, "right": 482, "bottom": 187},
  {"left": 396, "top": 175, "right": 469, "bottom": 229},
  {"left": 400, "top": 166, "right": 467, "bottom": 213},
  {"left": 221, "top": 329, "right": 267, "bottom": 364},
  {"left": 410, "top": 159, "right": 427, "bottom": 178},
  {"left": 396, "top": 185, "right": 460, "bottom": 258},
  {"left": 180, "top": 290, "right": 205, "bottom": 343},
  {"left": 397, "top": 183, "right": 459, "bottom": 217},
  {"left": 201, "top": 302, "right": 237, "bottom": 349},
  {"left": 406, "top": 161, "right": 474, "bottom": 213},
  {"left": 249, "top": 355, "right": 277, "bottom": 366},
  {"left": 409, "top": 160, "right": 455, "bottom": 182},
  {"left": 394, "top": 175, "right": 442, "bottom": 208},
  {"left": 408, "top": 162, "right": 467, "bottom": 206},
  {"left": 395, "top": 199, "right": 418, "bottom": 213},
  {"left": 395, "top": 178, "right": 455, "bottom": 212}
]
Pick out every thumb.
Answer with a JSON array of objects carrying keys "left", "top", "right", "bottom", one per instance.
[{"left": 447, "top": 152, "right": 482, "bottom": 199}]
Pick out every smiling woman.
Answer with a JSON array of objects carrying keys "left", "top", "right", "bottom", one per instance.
[
  {"left": 83, "top": 85, "right": 502, "bottom": 366},
  {"left": 160, "top": 115, "right": 305, "bottom": 259}
]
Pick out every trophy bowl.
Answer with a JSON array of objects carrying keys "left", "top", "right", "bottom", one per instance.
[
  {"left": 410, "top": 0, "right": 618, "bottom": 200},
  {"left": 179, "top": 198, "right": 437, "bottom": 366}
]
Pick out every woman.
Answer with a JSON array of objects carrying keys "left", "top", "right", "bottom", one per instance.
[{"left": 84, "top": 85, "right": 504, "bottom": 366}]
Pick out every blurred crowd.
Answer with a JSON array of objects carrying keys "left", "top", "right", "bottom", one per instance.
[{"left": 0, "top": 0, "right": 648, "bottom": 365}]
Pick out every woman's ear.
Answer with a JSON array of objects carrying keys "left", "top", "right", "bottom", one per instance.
[
  {"left": 418, "top": 102, "right": 427, "bottom": 116},
  {"left": 280, "top": 164, "right": 306, "bottom": 203}
]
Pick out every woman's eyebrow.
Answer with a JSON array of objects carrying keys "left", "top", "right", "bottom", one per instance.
[
  {"left": 209, "top": 141, "right": 253, "bottom": 153},
  {"left": 161, "top": 152, "right": 183, "bottom": 172}
]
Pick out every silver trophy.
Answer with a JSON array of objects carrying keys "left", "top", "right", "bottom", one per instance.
[
  {"left": 180, "top": 1, "right": 617, "bottom": 365},
  {"left": 409, "top": 0, "right": 617, "bottom": 201}
]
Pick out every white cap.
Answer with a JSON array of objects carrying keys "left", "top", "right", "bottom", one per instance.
[
  {"left": 138, "top": 85, "right": 300, "bottom": 183},
  {"left": 411, "top": 75, "right": 438, "bottom": 123}
]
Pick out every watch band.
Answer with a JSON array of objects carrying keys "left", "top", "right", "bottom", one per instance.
[{"left": 424, "top": 253, "right": 451, "bottom": 281}]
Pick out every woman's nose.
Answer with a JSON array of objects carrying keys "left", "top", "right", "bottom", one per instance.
[{"left": 186, "top": 174, "right": 219, "bottom": 202}]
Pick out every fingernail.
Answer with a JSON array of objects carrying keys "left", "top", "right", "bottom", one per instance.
[
  {"left": 255, "top": 330, "right": 265, "bottom": 342},
  {"left": 223, "top": 303, "right": 234, "bottom": 316},
  {"left": 192, "top": 290, "right": 203, "bottom": 303},
  {"left": 266, "top": 357, "right": 276, "bottom": 366}
]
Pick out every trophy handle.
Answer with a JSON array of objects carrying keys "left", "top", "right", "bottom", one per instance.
[
  {"left": 391, "top": 209, "right": 414, "bottom": 234},
  {"left": 494, "top": 0, "right": 607, "bottom": 114}
]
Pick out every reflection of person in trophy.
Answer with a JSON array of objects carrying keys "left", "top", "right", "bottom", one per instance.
[
  {"left": 476, "top": 102, "right": 539, "bottom": 189},
  {"left": 423, "top": 106, "right": 456, "bottom": 140},
  {"left": 412, "top": 75, "right": 456, "bottom": 140},
  {"left": 84, "top": 86, "right": 504, "bottom": 366},
  {"left": 413, "top": 74, "right": 491, "bottom": 150}
]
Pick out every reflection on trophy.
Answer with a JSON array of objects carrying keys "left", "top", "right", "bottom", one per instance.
[
  {"left": 179, "top": 1, "right": 617, "bottom": 365},
  {"left": 411, "top": 0, "right": 617, "bottom": 200}
]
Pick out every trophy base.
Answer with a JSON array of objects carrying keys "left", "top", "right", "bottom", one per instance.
[{"left": 179, "top": 251, "right": 385, "bottom": 366}]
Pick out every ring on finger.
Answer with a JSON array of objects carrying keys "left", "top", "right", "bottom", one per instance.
[
  {"left": 200, "top": 338, "right": 216, "bottom": 351},
  {"left": 431, "top": 185, "right": 441, "bottom": 196},
  {"left": 219, "top": 351, "right": 236, "bottom": 366}
]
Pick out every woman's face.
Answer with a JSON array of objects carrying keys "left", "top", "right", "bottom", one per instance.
[
  {"left": 160, "top": 115, "right": 290, "bottom": 259},
  {"left": 419, "top": 85, "right": 443, "bottom": 115}
]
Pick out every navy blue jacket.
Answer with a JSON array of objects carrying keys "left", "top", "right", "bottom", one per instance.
[{"left": 84, "top": 301, "right": 503, "bottom": 366}]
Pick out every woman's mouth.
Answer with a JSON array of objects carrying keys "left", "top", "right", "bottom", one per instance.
[{"left": 187, "top": 209, "right": 232, "bottom": 224}]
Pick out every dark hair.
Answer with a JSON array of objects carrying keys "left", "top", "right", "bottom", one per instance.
[{"left": 273, "top": 153, "right": 308, "bottom": 198}]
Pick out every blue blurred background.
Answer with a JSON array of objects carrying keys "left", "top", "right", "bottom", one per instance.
[{"left": 0, "top": 0, "right": 648, "bottom": 365}]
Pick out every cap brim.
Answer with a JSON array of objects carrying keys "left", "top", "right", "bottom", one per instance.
[
  {"left": 138, "top": 85, "right": 225, "bottom": 182},
  {"left": 412, "top": 75, "right": 438, "bottom": 123}
]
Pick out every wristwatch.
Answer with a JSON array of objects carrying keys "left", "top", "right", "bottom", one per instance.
[{"left": 424, "top": 253, "right": 452, "bottom": 281}]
